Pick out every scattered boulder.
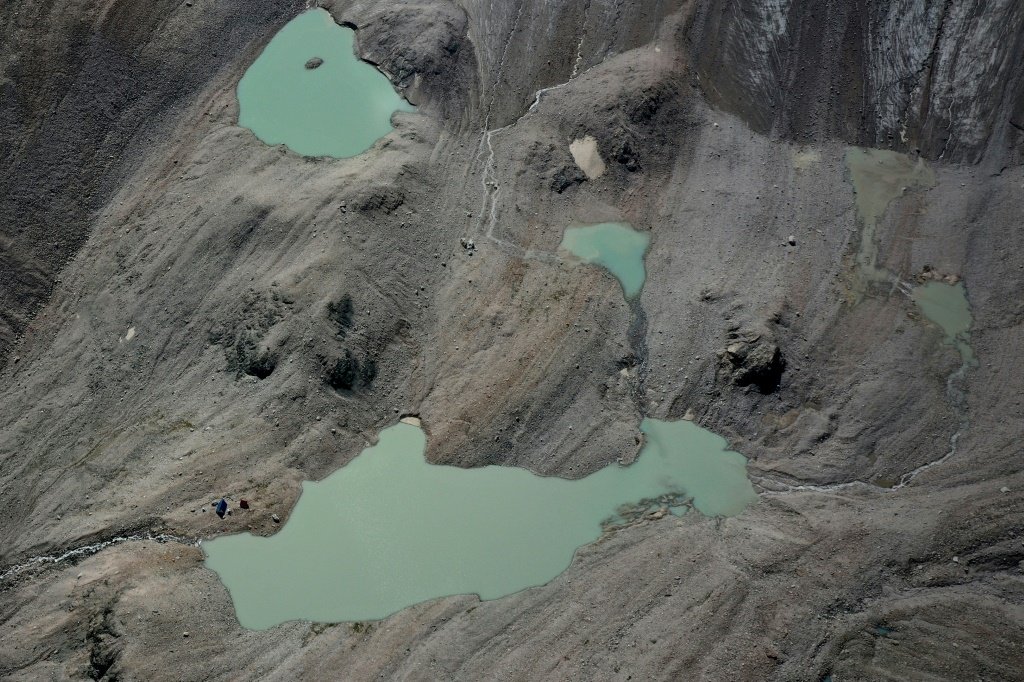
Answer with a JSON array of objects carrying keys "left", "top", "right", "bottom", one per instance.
[
  {"left": 328, "top": 351, "right": 359, "bottom": 390},
  {"left": 354, "top": 186, "right": 404, "bottom": 214},
  {"left": 718, "top": 332, "right": 785, "bottom": 393},
  {"left": 549, "top": 164, "right": 586, "bottom": 193},
  {"left": 304, "top": 57, "right": 324, "bottom": 70},
  {"left": 243, "top": 347, "right": 278, "bottom": 379},
  {"left": 211, "top": 289, "right": 287, "bottom": 379},
  {"left": 327, "top": 295, "right": 354, "bottom": 338},
  {"left": 919, "top": 265, "right": 962, "bottom": 284},
  {"left": 227, "top": 329, "right": 278, "bottom": 379},
  {"left": 612, "top": 135, "right": 641, "bottom": 172},
  {"left": 326, "top": 349, "right": 377, "bottom": 391},
  {"left": 523, "top": 140, "right": 586, "bottom": 194}
]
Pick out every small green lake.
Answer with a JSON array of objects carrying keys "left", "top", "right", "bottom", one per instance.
[
  {"left": 237, "top": 8, "right": 414, "bottom": 158},
  {"left": 560, "top": 222, "right": 650, "bottom": 299},
  {"left": 912, "top": 281, "right": 975, "bottom": 365},
  {"left": 204, "top": 418, "right": 756, "bottom": 630}
]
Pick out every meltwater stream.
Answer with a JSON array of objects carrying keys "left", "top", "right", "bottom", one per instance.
[{"left": 204, "top": 419, "right": 756, "bottom": 629}]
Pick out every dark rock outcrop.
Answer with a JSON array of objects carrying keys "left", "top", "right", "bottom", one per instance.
[
  {"left": 718, "top": 332, "right": 785, "bottom": 393},
  {"left": 326, "top": 349, "right": 377, "bottom": 392}
]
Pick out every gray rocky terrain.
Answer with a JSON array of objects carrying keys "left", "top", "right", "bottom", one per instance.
[{"left": 1, "top": 0, "right": 1022, "bottom": 679}]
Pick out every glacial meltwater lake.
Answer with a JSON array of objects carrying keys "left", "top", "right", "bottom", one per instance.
[
  {"left": 237, "top": 8, "right": 414, "bottom": 158},
  {"left": 204, "top": 418, "right": 756, "bottom": 629},
  {"left": 560, "top": 222, "right": 650, "bottom": 299},
  {"left": 912, "top": 280, "right": 975, "bottom": 364},
  {"left": 845, "top": 147, "right": 936, "bottom": 288}
]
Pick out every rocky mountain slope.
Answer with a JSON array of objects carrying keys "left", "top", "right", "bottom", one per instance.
[{"left": 1, "top": 0, "right": 1022, "bottom": 679}]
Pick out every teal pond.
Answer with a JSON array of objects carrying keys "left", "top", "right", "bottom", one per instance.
[
  {"left": 204, "top": 418, "right": 757, "bottom": 629},
  {"left": 560, "top": 222, "right": 650, "bottom": 299},
  {"left": 911, "top": 280, "right": 975, "bottom": 365},
  {"left": 237, "top": 8, "right": 414, "bottom": 158}
]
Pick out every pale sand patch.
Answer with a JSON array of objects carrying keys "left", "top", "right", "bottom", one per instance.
[
  {"left": 569, "top": 135, "right": 606, "bottom": 179},
  {"left": 792, "top": 148, "right": 821, "bottom": 170}
]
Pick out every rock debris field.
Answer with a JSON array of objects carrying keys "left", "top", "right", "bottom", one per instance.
[{"left": 1, "top": 0, "right": 1023, "bottom": 680}]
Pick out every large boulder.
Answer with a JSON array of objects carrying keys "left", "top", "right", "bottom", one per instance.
[{"left": 718, "top": 332, "right": 785, "bottom": 393}]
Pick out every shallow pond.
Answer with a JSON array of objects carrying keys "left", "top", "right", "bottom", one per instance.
[
  {"left": 912, "top": 281, "right": 975, "bottom": 364},
  {"left": 237, "top": 9, "right": 414, "bottom": 158},
  {"left": 845, "top": 148, "right": 935, "bottom": 287},
  {"left": 204, "top": 418, "right": 756, "bottom": 629},
  {"left": 560, "top": 222, "right": 650, "bottom": 299}
]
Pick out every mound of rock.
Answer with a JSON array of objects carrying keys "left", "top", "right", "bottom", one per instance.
[{"left": 717, "top": 332, "right": 785, "bottom": 393}]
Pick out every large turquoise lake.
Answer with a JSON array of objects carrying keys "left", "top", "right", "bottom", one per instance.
[
  {"left": 204, "top": 418, "right": 756, "bottom": 630},
  {"left": 237, "top": 9, "right": 414, "bottom": 158}
]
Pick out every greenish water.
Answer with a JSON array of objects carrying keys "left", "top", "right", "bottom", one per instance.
[
  {"left": 912, "top": 281, "right": 975, "bottom": 364},
  {"left": 845, "top": 148, "right": 935, "bottom": 288},
  {"left": 237, "top": 9, "right": 414, "bottom": 158},
  {"left": 204, "top": 418, "right": 756, "bottom": 629},
  {"left": 560, "top": 222, "right": 650, "bottom": 299}
]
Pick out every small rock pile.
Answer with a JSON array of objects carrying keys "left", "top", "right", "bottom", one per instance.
[{"left": 717, "top": 331, "right": 785, "bottom": 393}]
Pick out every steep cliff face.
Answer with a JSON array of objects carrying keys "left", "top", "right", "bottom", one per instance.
[
  {"left": 687, "top": 0, "right": 1024, "bottom": 164},
  {"left": 1, "top": 0, "right": 1023, "bottom": 680}
]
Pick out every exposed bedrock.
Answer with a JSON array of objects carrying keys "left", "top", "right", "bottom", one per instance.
[
  {"left": 686, "top": 0, "right": 1024, "bottom": 165},
  {"left": 717, "top": 326, "right": 785, "bottom": 394}
]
